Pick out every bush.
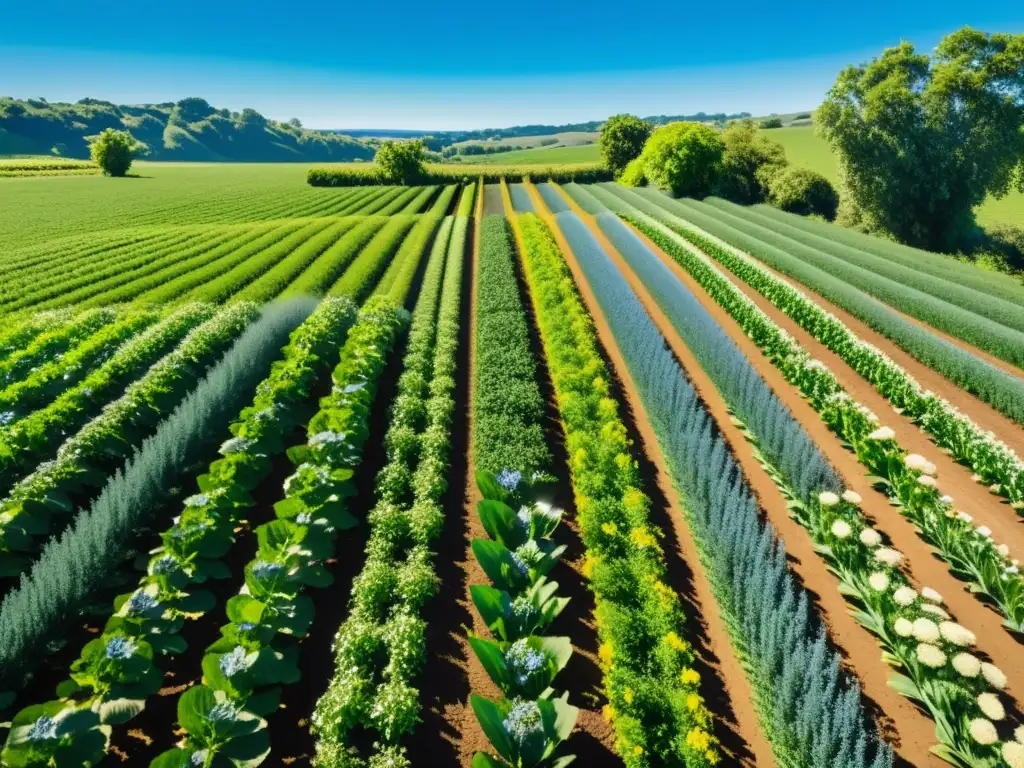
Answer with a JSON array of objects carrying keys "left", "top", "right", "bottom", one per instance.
[
  {"left": 638, "top": 121, "right": 724, "bottom": 197},
  {"left": 375, "top": 140, "right": 426, "bottom": 185},
  {"left": 759, "top": 117, "right": 783, "bottom": 128},
  {"left": 599, "top": 114, "right": 652, "bottom": 174},
  {"left": 89, "top": 128, "right": 141, "bottom": 177},
  {"left": 766, "top": 166, "right": 839, "bottom": 219},
  {"left": 714, "top": 120, "right": 787, "bottom": 204},
  {"left": 980, "top": 222, "right": 1024, "bottom": 273},
  {"left": 618, "top": 156, "right": 647, "bottom": 187}
]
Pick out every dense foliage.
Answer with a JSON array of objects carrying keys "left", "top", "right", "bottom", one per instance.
[
  {"left": 712, "top": 120, "right": 786, "bottom": 204},
  {"left": 599, "top": 114, "right": 653, "bottom": 175},
  {"left": 763, "top": 166, "right": 839, "bottom": 220},
  {"left": 817, "top": 27, "right": 1024, "bottom": 251},
  {"left": 627, "top": 122, "right": 724, "bottom": 197},
  {"left": 307, "top": 165, "right": 614, "bottom": 187},
  {"left": 375, "top": 140, "right": 428, "bottom": 185},
  {"left": 88, "top": 128, "right": 142, "bottom": 177}
]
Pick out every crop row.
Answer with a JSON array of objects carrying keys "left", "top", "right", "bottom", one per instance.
[
  {"left": 328, "top": 216, "right": 418, "bottom": 301},
  {"left": 154, "top": 296, "right": 409, "bottom": 767},
  {"left": 0, "top": 310, "right": 77, "bottom": 368},
  {"left": 0, "top": 304, "right": 242, "bottom": 584},
  {"left": 312, "top": 215, "right": 462, "bottom": 765},
  {"left": 0, "top": 308, "right": 118, "bottom": 388},
  {"left": 554, "top": 210, "right": 893, "bottom": 767},
  {"left": 474, "top": 216, "right": 551, "bottom": 477},
  {"left": 516, "top": 212, "right": 720, "bottom": 766},
  {"left": 0, "top": 301, "right": 309, "bottom": 715},
  {"left": 603, "top": 187, "right": 1024, "bottom": 509},
  {"left": 596, "top": 209, "right": 1023, "bottom": 763},
  {"left": 282, "top": 216, "right": 389, "bottom": 297},
  {"left": 0, "top": 298, "right": 354, "bottom": 766},
  {"left": 595, "top": 184, "right": 1024, "bottom": 428},
  {"left": 627, "top": 212, "right": 1024, "bottom": 628},
  {"left": 374, "top": 212, "right": 450, "bottom": 305}
]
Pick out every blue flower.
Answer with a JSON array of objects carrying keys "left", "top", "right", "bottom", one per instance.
[
  {"left": 208, "top": 702, "right": 238, "bottom": 722},
  {"left": 125, "top": 591, "right": 159, "bottom": 616},
  {"left": 343, "top": 381, "right": 366, "bottom": 394},
  {"left": 510, "top": 594, "right": 538, "bottom": 623},
  {"left": 238, "top": 622, "right": 256, "bottom": 632},
  {"left": 251, "top": 560, "right": 284, "bottom": 581},
  {"left": 0, "top": 411, "right": 14, "bottom": 426},
  {"left": 27, "top": 715, "right": 58, "bottom": 742},
  {"left": 219, "top": 646, "right": 248, "bottom": 678},
  {"left": 505, "top": 639, "right": 547, "bottom": 686},
  {"left": 309, "top": 430, "right": 346, "bottom": 446},
  {"left": 184, "top": 493, "right": 211, "bottom": 508},
  {"left": 219, "top": 437, "right": 252, "bottom": 456},
  {"left": 153, "top": 555, "right": 179, "bottom": 575},
  {"left": 502, "top": 699, "right": 543, "bottom": 743},
  {"left": 105, "top": 636, "right": 137, "bottom": 660},
  {"left": 509, "top": 552, "right": 529, "bottom": 577},
  {"left": 496, "top": 469, "right": 522, "bottom": 492}
]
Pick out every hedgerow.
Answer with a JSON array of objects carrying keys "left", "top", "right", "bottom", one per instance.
[
  {"left": 556, "top": 210, "right": 892, "bottom": 768},
  {"left": 516, "top": 213, "right": 720, "bottom": 766},
  {"left": 0, "top": 299, "right": 312, "bottom": 704},
  {"left": 306, "top": 165, "right": 613, "bottom": 187}
]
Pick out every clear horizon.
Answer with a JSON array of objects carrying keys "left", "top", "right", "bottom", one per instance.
[{"left": 2, "top": 0, "right": 1021, "bottom": 131}]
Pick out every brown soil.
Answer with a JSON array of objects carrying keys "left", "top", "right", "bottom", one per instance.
[{"left": 533, "top": 183, "right": 776, "bottom": 766}]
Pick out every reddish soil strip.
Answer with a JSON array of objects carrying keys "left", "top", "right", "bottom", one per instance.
[
  {"left": 548, "top": 184, "right": 939, "bottom": 766},
  {"left": 626, "top": 223, "right": 1024, "bottom": 707},
  {"left": 532, "top": 183, "right": 775, "bottom": 767},
  {"left": 690, "top": 237, "right": 1024, "bottom": 614}
]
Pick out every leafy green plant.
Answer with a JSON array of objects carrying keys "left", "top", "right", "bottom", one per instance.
[
  {"left": 328, "top": 215, "right": 417, "bottom": 300},
  {"left": 599, "top": 114, "right": 652, "bottom": 175}
]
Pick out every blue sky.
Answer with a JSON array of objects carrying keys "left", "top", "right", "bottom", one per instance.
[{"left": 1, "top": 0, "right": 1021, "bottom": 130}]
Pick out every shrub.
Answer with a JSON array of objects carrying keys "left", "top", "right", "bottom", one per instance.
[
  {"left": 374, "top": 140, "right": 426, "bottom": 185},
  {"left": 759, "top": 117, "right": 783, "bottom": 128},
  {"left": 714, "top": 120, "right": 787, "bottom": 204},
  {"left": 766, "top": 166, "right": 839, "bottom": 220},
  {"left": 618, "top": 156, "right": 647, "bottom": 187},
  {"left": 89, "top": 128, "right": 142, "bottom": 177},
  {"left": 599, "top": 114, "right": 652, "bottom": 175},
  {"left": 638, "top": 121, "right": 724, "bottom": 197}
]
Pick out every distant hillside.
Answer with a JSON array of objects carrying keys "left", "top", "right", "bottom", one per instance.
[{"left": 0, "top": 96, "right": 375, "bottom": 162}]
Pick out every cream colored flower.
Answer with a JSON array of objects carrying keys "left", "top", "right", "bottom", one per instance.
[
  {"left": 968, "top": 718, "right": 998, "bottom": 745},
  {"left": 874, "top": 548, "right": 903, "bottom": 566},
  {"left": 977, "top": 693, "right": 1005, "bottom": 721},
  {"left": 893, "top": 618, "right": 914, "bottom": 637},
  {"left": 982, "top": 663, "right": 1007, "bottom": 690},
  {"left": 916, "top": 475, "right": 937, "bottom": 487},
  {"left": 892, "top": 586, "right": 917, "bottom": 607},
  {"left": 868, "top": 572, "right": 890, "bottom": 592},
  {"left": 1015, "top": 724, "right": 1024, "bottom": 743},
  {"left": 904, "top": 454, "right": 930, "bottom": 472},
  {"left": 830, "top": 519, "right": 852, "bottom": 539},
  {"left": 952, "top": 653, "right": 981, "bottom": 678},
  {"left": 868, "top": 426, "right": 895, "bottom": 441},
  {"left": 842, "top": 490, "right": 862, "bottom": 505},
  {"left": 915, "top": 643, "right": 946, "bottom": 668},
  {"left": 818, "top": 491, "right": 840, "bottom": 507},
  {"left": 957, "top": 511, "right": 974, "bottom": 523},
  {"left": 859, "top": 528, "right": 882, "bottom": 547},
  {"left": 939, "top": 622, "right": 975, "bottom": 647},
  {"left": 940, "top": 494, "right": 954, "bottom": 504},
  {"left": 921, "top": 604, "right": 949, "bottom": 620},
  {"left": 997, "top": 543, "right": 1010, "bottom": 557},
  {"left": 1002, "top": 742, "right": 1024, "bottom": 768},
  {"left": 912, "top": 618, "right": 940, "bottom": 643},
  {"left": 921, "top": 587, "right": 943, "bottom": 604},
  {"left": 977, "top": 525, "right": 992, "bottom": 538}
]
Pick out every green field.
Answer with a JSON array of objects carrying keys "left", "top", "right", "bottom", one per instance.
[
  {"left": 463, "top": 142, "right": 601, "bottom": 164},
  {"left": 761, "top": 125, "right": 1024, "bottom": 228}
]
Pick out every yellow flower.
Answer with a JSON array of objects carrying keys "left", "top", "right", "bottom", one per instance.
[
  {"left": 630, "top": 526, "right": 656, "bottom": 549},
  {"left": 623, "top": 488, "right": 647, "bottom": 514},
  {"left": 615, "top": 452, "right": 631, "bottom": 470},
  {"left": 686, "top": 693, "right": 702, "bottom": 711},
  {"left": 624, "top": 687, "right": 634, "bottom": 704},
  {"left": 664, "top": 632, "right": 687, "bottom": 652},
  {"left": 706, "top": 750, "right": 720, "bottom": 765},
  {"left": 602, "top": 704, "right": 615, "bottom": 723},
  {"left": 598, "top": 642, "right": 614, "bottom": 668},
  {"left": 653, "top": 581, "right": 675, "bottom": 605},
  {"left": 582, "top": 554, "right": 599, "bottom": 579},
  {"left": 680, "top": 668, "right": 701, "bottom": 685},
  {"left": 632, "top": 745, "right": 643, "bottom": 756},
  {"left": 686, "top": 728, "right": 711, "bottom": 751},
  {"left": 592, "top": 376, "right": 609, "bottom": 396},
  {"left": 601, "top": 521, "right": 618, "bottom": 536}
]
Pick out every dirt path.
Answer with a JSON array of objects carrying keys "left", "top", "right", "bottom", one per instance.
[
  {"left": 531, "top": 182, "right": 776, "bottom": 767},
  {"left": 547, "top": 183, "right": 940, "bottom": 766},
  {"left": 625, "top": 220, "right": 1024, "bottom": 704}
]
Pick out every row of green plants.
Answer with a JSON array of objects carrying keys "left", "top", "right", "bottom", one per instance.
[
  {"left": 0, "top": 298, "right": 356, "bottom": 767},
  {"left": 0, "top": 303, "right": 242, "bottom": 581},
  {"left": 0, "top": 309, "right": 76, "bottom": 365},
  {"left": 2, "top": 226, "right": 165, "bottom": 275},
  {"left": 0, "top": 305, "right": 225, "bottom": 490},
  {"left": 190, "top": 220, "right": 338, "bottom": 304},
  {"left": 592, "top": 209, "right": 1022, "bottom": 765},
  {"left": 516, "top": 213, "right": 721, "bottom": 766},
  {"left": 153, "top": 296, "right": 410, "bottom": 767},
  {"left": 306, "top": 165, "right": 614, "bottom": 188},
  {"left": 282, "top": 217, "right": 390, "bottom": 298},
  {"left": 676, "top": 195, "right": 1024, "bottom": 367},
  {"left": 0, "top": 300, "right": 312, "bottom": 714},
  {"left": 0, "top": 308, "right": 157, "bottom": 417},
  {"left": 609, "top": 186, "right": 1024, "bottom": 427},
  {"left": 628, "top": 212, "right": 1024, "bottom": 631},
  {"left": 376, "top": 186, "right": 430, "bottom": 216},
  {"left": 457, "top": 182, "right": 477, "bottom": 217},
  {"left": 312, "top": 215, "right": 462, "bottom": 766},
  {"left": 0, "top": 307, "right": 116, "bottom": 388},
  {"left": 586, "top": 185, "right": 1024, "bottom": 508},
  {"left": 554, "top": 210, "right": 894, "bottom": 767},
  {"left": 374, "top": 214, "right": 448, "bottom": 303},
  {"left": 328, "top": 216, "right": 419, "bottom": 301}
]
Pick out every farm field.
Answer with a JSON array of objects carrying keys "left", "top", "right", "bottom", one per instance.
[{"left": 2, "top": 168, "right": 1024, "bottom": 768}]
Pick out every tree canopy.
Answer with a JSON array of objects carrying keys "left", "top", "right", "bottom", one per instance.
[
  {"left": 89, "top": 128, "right": 143, "bottom": 177},
  {"left": 375, "top": 140, "right": 426, "bottom": 184},
  {"left": 637, "top": 122, "right": 725, "bottom": 197},
  {"left": 599, "top": 114, "right": 652, "bottom": 174},
  {"left": 817, "top": 27, "right": 1024, "bottom": 251},
  {"left": 714, "top": 120, "right": 787, "bottom": 204}
]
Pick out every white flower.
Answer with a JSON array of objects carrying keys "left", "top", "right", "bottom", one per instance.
[
  {"left": 977, "top": 525, "right": 992, "bottom": 538},
  {"left": 1003, "top": 742, "right": 1024, "bottom": 768},
  {"left": 940, "top": 495, "right": 954, "bottom": 504},
  {"left": 904, "top": 454, "right": 930, "bottom": 472},
  {"left": 939, "top": 622, "right": 975, "bottom": 647},
  {"left": 893, "top": 586, "right": 917, "bottom": 606},
  {"left": 915, "top": 643, "right": 947, "bottom": 668},
  {"left": 502, "top": 699, "right": 544, "bottom": 744},
  {"left": 952, "top": 653, "right": 981, "bottom": 678},
  {"left": 920, "top": 604, "right": 949, "bottom": 619},
  {"left": 911, "top": 618, "right": 940, "bottom": 643},
  {"left": 981, "top": 662, "right": 1007, "bottom": 689},
  {"left": 818, "top": 491, "right": 840, "bottom": 507},
  {"left": 874, "top": 548, "right": 903, "bottom": 566},
  {"left": 916, "top": 475, "right": 937, "bottom": 487},
  {"left": 972, "top": 473, "right": 983, "bottom": 482},
  {"left": 219, "top": 646, "right": 248, "bottom": 678},
  {"left": 997, "top": 543, "right": 1010, "bottom": 557},
  {"left": 830, "top": 520, "right": 852, "bottom": 539},
  {"left": 977, "top": 693, "right": 1005, "bottom": 721},
  {"left": 968, "top": 718, "right": 998, "bottom": 745},
  {"left": 842, "top": 490, "right": 862, "bottom": 505},
  {"left": 868, "top": 572, "right": 890, "bottom": 592},
  {"left": 893, "top": 618, "right": 914, "bottom": 637},
  {"left": 921, "top": 587, "right": 943, "bottom": 604},
  {"left": 957, "top": 511, "right": 974, "bottom": 524},
  {"left": 868, "top": 426, "right": 895, "bottom": 440},
  {"left": 26, "top": 715, "right": 59, "bottom": 742},
  {"left": 859, "top": 528, "right": 882, "bottom": 547}
]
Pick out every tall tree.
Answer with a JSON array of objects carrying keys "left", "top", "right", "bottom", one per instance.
[
  {"left": 817, "top": 27, "right": 1024, "bottom": 251},
  {"left": 599, "top": 114, "right": 652, "bottom": 174}
]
